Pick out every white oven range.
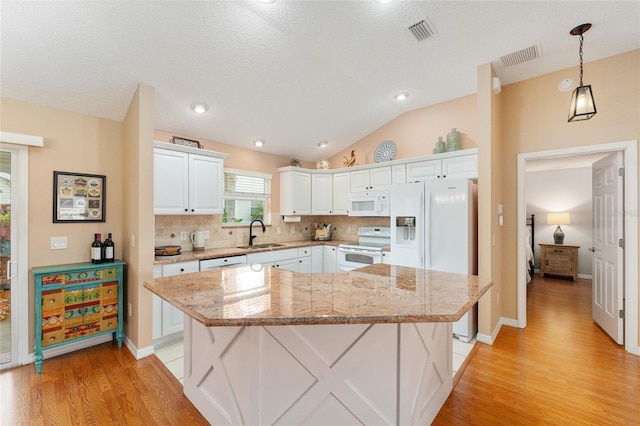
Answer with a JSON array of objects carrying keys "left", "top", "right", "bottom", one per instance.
[{"left": 338, "top": 226, "right": 391, "bottom": 272}]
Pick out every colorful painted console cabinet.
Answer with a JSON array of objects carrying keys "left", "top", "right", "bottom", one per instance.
[{"left": 32, "top": 261, "right": 125, "bottom": 373}]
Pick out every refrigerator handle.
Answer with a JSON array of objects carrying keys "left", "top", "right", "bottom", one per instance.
[
  {"left": 420, "top": 190, "right": 425, "bottom": 267},
  {"left": 423, "top": 188, "right": 430, "bottom": 268}
]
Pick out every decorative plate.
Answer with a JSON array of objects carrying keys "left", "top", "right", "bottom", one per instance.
[
  {"left": 374, "top": 141, "right": 396, "bottom": 162},
  {"left": 316, "top": 159, "right": 330, "bottom": 170}
]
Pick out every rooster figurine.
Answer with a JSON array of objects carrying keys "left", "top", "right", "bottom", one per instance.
[{"left": 343, "top": 150, "right": 356, "bottom": 167}]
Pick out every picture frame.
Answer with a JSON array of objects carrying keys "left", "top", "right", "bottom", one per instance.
[
  {"left": 170, "top": 136, "right": 202, "bottom": 149},
  {"left": 53, "top": 171, "right": 106, "bottom": 223}
]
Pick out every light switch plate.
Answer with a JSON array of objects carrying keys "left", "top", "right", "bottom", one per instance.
[{"left": 50, "top": 236, "right": 68, "bottom": 249}]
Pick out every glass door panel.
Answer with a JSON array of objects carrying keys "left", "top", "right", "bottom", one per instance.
[{"left": 0, "top": 150, "right": 12, "bottom": 366}]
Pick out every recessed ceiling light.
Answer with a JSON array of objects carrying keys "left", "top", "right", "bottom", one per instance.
[
  {"left": 254, "top": 140, "right": 265, "bottom": 147},
  {"left": 317, "top": 141, "right": 328, "bottom": 148},
  {"left": 394, "top": 93, "right": 409, "bottom": 101},
  {"left": 375, "top": 0, "right": 395, "bottom": 4},
  {"left": 190, "top": 102, "right": 209, "bottom": 114},
  {"left": 256, "top": 0, "right": 275, "bottom": 3}
]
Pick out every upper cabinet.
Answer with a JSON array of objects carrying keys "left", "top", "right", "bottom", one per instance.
[
  {"left": 406, "top": 151, "right": 477, "bottom": 182},
  {"left": 350, "top": 166, "right": 392, "bottom": 192},
  {"left": 280, "top": 169, "right": 312, "bottom": 215},
  {"left": 154, "top": 141, "right": 228, "bottom": 215},
  {"left": 332, "top": 172, "right": 350, "bottom": 215},
  {"left": 311, "top": 172, "right": 333, "bottom": 215}
]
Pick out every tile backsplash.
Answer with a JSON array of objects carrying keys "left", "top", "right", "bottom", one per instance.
[{"left": 154, "top": 215, "right": 390, "bottom": 251}]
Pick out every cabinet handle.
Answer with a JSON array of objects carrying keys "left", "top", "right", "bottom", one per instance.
[
  {"left": 180, "top": 268, "right": 185, "bottom": 272},
  {"left": 50, "top": 298, "right": 56, "bottom": 303},
  {"left": 443, "top": 175, "right": 446, "bottom": 178},
  {"left": 108, "top": 322, "right": 113, "bottom": 327},
  {"left": 191, "top": 209, "right": 195, "bottom": 212},
  {"left": 184, "top": 209, "right": 188, "bottom": 212},
  {"left": 50, "top": 337, "right": 56, "bottom": 341},
  {"left": 108, "top": 289, "right": 113, "bottom": 294}
]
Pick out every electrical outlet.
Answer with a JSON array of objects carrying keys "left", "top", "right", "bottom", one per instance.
[
  {"left": 130, "top": 234, "right": 136, "bottom": 248},
  {"left": 128, "top": 303, "right": 132, "bottom": 317},
  {"left": 50, "top": 236, "right": 68, "bottom": 249},
  {"left": 181, "top": 231, "right": 187, "bottom": 240},
  {"left": 277, "top": 227, "right": 282, "bottom": 235},
  {"left": 203, "top": 230, "right": 210, "bottom": 239},
  {"left": 291, "top": 226, "right": 296, "bottom": 234},
  {"left": 346, "top": 226, "right": 352, "bottom": 234}
]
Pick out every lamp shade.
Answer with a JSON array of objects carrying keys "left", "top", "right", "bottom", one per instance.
[
  {"left": 547, "top": 212, "right": 571, "bottom": 225},
  {"left": 568, "top": 85, "right": 597, "bottom": 121}
]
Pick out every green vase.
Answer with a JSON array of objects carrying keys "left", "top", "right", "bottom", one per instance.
[
  {"left": 446, "top": 128, "right": 461, "bottom": 151},
  {"left": 433, "top": 137, "right": 446, "bottom": 154}
]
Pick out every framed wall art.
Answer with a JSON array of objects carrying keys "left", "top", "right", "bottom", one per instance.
[{"left": 53, "top": 171, "right": 106, "bottom": 223}]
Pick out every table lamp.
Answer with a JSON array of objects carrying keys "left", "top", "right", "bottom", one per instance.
[{"left": 547, "top": 212, "right": 571, "bottom": 244}]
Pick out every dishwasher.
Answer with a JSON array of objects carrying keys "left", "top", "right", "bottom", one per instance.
[{"left": 200, "top": 255, "right": 247, "bottom": 270}]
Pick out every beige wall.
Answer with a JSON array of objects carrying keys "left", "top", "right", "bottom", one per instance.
[
  {"left": 0, "top": 97, "right": 124, "bottom": 350},
  {"left": 328, "top": 94, "right": 477, "bottom": 167},
  {"left": 500, "top": 50, "right": 639, "bottom": 338}
]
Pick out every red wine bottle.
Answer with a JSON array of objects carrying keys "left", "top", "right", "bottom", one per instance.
[
  {"left": 91, "top": 233, "right": 103, "bottom": 264},
  {"left": 104, "top": 233, "right": 115, "bottom": 262}
]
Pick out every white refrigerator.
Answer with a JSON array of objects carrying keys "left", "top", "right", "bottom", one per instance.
[{"left": 391, "top": 179, "right": 478, "bottom": 342}]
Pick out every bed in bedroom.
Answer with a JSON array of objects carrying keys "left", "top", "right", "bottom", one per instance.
[{"left": 526, "top": 214, "right": 535, "bottom": 282}]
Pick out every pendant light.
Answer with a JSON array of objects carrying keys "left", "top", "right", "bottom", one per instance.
[{"left": 568, "top": 23, "right": 596, "bottom": 122}]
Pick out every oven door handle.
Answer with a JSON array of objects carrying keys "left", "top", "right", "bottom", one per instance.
[{"left": 339, "top": 247, "right": 380, "bottom": 256}]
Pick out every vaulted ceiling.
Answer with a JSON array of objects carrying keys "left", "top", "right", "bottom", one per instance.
[{"left": 2, "top": 1, "right": 639, "bottom": 161}]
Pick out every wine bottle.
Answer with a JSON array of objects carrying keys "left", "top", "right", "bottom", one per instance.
[
  {"left": 91, "top": 233, "right": 103, "bottom": 264},
  {"left": 104, "top": 233, "right": 115, "bottom": 262}
]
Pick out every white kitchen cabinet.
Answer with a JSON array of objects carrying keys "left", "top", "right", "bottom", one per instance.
[
  {"left": 382, "top": 251, "right": 392, "bottom": 265},
  {"left": 274, "top": 257, "right": 299, "bottom": 272},
  {"left": 350, "top": 166, "right": 392, "bottom": 192},
  {"left": 280, "top": 169, "right": 312, "bottom": 215},
  {"left": 311, "top": 173, "right": 333, "bottom": 215},
  {"left": 153, "top": 260, "right": 199, "bottom": 342},
  {"left": 406, "top": 153, "right": 477, "bottom": 181},
  {"left": 154, "top": 142, "right": 226, "bottom": 215},
  {"left": 392, "top": 164, "right": 406, "bottom": 185},
  {"left": 246, "top": 248, "right": 299, "bottom": 266},
  {"left": 311, "top": 245, "right": 323, "bottom": 273},
  {"left": 332, "top": 172, "right": 350, "bottom": 215},
  {"left": 323, "top": 245, "right": 337, "bottom": 273}
]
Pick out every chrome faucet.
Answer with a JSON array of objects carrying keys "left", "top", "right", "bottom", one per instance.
[{"left": 249, "top": 219, "right": 266, "bottom": 246}]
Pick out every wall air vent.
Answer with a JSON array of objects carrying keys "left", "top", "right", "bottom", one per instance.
[
  {"left": 408, "top": 19, "right": 436, "bottom": 42},
  {"left": 499, "top": 45, "right": 540, "bottom": 69}
]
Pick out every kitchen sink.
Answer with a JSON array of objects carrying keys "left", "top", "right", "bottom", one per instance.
[{"left": 236, "top": 243, "right": 285, "bottom": 250}]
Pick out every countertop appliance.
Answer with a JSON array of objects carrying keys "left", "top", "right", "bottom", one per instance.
[
  {"left": 338, "top": 226, "right": 391, "bottom": 271},
  {"left": 390, "top": 179, "right": 478, "bottom": 342}
]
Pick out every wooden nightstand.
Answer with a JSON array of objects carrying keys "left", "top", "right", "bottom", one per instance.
[{"left": 539, "top": 243, "right": 580, "bottom": 281}]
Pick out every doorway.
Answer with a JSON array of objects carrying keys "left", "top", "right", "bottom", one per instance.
[{"left": 516, "top": 140, "right": 639, "bottom": 356}]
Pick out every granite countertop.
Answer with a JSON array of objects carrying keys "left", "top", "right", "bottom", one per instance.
[
  {"left": 153, "top": 239, "right": 357, "bottom": 265},
  {"left": 144, "top": 264, "right": 492, "bottom": 327}
]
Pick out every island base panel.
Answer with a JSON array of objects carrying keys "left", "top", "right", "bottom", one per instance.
[{"left": 184, "top": 317, "right": 453, "bottom": 425}]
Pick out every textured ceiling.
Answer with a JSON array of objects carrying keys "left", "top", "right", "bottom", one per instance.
[{"left": 2, "top": 1, "right": 639, "bottom": 162}]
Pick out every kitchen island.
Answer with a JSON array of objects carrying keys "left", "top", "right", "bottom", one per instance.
[{"left": 144, "top": 263, "right": 492, "bottom": 425}]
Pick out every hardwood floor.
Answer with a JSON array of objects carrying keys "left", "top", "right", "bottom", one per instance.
[
  {"left": 434, "top": 276, "right": 640, "bottom": 425},
  {"left": 0, "top": 341, "right": 208, "bottom": 425},
  {"left": 1, "top": 276, "right": 637, "bottom": 425}
]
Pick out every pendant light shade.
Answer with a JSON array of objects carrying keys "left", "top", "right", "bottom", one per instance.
[{"left": 568, "top": 23, "right": 597, "bottom": 122}]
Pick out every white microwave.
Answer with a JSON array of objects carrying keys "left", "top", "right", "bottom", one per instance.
[{"left": 348, "top": 190, "right": 390, "bottom": 217}]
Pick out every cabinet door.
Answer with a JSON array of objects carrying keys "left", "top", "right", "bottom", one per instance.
[
  {"left": 312, "top": 173, "right": 333, "bottom": 215},
  {"left": 159, "top": 261, "right": 199, "bottom": 336},
  {"left": 311, "top": 246, "right": 323, "bottom": 273},
  {"left": 392, "top": 165, "right": 406, "bottom": 185},
  {"left": 350, "top": 169, "right": 370, "bottom": 192},
  {"left": 274, "top": 257, "right": 299, "bottom": 272},
  {"left": 298, "top": 257, "right": 312, "bottom": 273},
  {"left": 189, "top": 154, "right": 224, "bottom": 214},
  {"left": 369, "top": 166, "right": 392, "bottom": 189},
  {"left": 154, "top": 148, "right": 189, "bottom": 214},
  {"left": 333, "top": 172, "right": 350, "bottom": 215},
  {"left": 442, "top": 154, "right": 478, "bottom": 180},
  {"left": 406, "top": 159, "right": 442, "bottom": 182},
  {"left": 323, "top": 246, "right": 337, "bottom": 273},
  {"left": 382, "top": 251, "right": 392, "bottom": 265},
  {"left": 281, "top": 171, "right": 311, "bottom": 215}
]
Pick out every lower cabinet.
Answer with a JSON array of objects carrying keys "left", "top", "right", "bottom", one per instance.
[
  {"left": 32, "top": 261, "right": 125, "bottom": 373},
  {"left": 323, "top": 245, "right": 337, "bottom": 273},
  {"left": 382, "top": 251, "right": 392, "bottom": 264},
  {"left": 153, "top": 260, "right": 199, "bottom": 342}
]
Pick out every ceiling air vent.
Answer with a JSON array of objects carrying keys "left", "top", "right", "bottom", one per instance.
[
  {"left": 408, "top": 19, "right": 436, "bottom": 42},
  {"left": 499, "top": 45, "right": 540, "bottom": 69}
]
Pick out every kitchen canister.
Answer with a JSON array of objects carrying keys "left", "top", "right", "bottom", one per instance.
[
  {"left": 433, "top": 136, "right": 446, "bottom": 154},
  {"left": 446, "top": 128, "right": 461, "bottom": 151}
]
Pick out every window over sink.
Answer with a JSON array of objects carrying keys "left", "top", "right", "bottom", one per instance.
[{"left": 223, "top": 168, "right": 271, "bottom": 225}]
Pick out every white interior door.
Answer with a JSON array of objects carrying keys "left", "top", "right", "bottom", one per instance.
[{"left": 592, "top": 152, "right": 624, "bottom": 344}]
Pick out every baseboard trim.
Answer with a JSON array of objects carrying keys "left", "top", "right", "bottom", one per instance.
[
  {"left": 124, "top": 335, "right": 155, "bottom": 359},
  {"left": 28, "top": 334, "right": 114, "bottom": 364},
  {"left": 476, "top": 317, "right": 519, "bottom": 345}
]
